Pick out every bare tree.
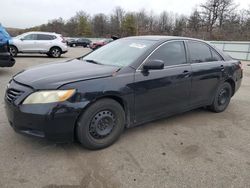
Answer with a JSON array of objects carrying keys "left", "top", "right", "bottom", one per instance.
[
  {"left": 135, "top": 9, "right": 150, "bottom": 35},
  {"left": 173, "top": 15, "right": 188, "bottom": 36},
  {"left": 17, "top": 0, "right": 250, "bottom": 41},
  {"left": 188, "top": 9, "right": 202, "bottom": 33},
  {"left": 92, "top": 13, "right": 108, "bottom": 37},
  {"left": 218, "top": 0, "right": 237, "bottom": 28},
  {"left": 158, "top": 11, "right": 173, "bottom": 34},
  {"left": 110, "top": 7, "right": 125, "bottom": 36},
  {"left": 200, "top": 0, "right": 220, "bottom": 35}
]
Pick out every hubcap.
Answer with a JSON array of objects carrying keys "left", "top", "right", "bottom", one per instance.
[
  {"left": 10, "top": 47, "right": 16, "bottom": 56},
  {"left": 52, "top": 49, "right": 60, "bottom": 57},
  {"left": 218, "top": 88, "right": 229, "bottom": 105},
  {"left": 89, "top": 110, "right": 116, "bottom": 139}
]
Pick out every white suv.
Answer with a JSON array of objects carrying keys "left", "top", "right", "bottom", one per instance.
[{"left": 9, "top": 32, "right": 68, "bottom": 58}]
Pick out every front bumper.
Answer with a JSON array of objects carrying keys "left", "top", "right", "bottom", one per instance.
[{"left": 4, "top": 80, "right": 88, "bottom": 143}]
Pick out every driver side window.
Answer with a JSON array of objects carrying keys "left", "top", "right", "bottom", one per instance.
[
  {"left": 22, "top": 34, "right": 37, "bottom": 40},
  {"left": 148, "top": 41, "right": 187, "bottom": 66}
]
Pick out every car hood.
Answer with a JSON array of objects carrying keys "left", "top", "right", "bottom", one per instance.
[{"left": 13, "top": 59, "right": 119, "bottom": 89}]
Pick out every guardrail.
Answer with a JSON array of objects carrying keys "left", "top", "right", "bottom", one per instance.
[{"left": 210, "top": 41, "right": 250, "bottom": 61}]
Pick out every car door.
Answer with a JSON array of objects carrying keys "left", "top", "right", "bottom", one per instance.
[
  {"left": 36, "top": 34, "right": 55, "bottom": 52},
  {"left": 19, "top": 34, "right": 38, "bottom": 52},
  {"left": 134, "top": 41, "right": 192, "bottom": 124},
  {"left": 187, "top": 40, "right": 225, "bottom": 107},
  {"left": 78, "top": 39, "right": 85, "bottom": 46}
]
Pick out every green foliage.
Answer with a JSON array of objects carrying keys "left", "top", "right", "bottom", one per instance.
[
  {"left": 121, "top": 13, "right": 136, "bottom": 36},
  {"left": 77, "top": 16, "right": 92, "bottom": 37}
]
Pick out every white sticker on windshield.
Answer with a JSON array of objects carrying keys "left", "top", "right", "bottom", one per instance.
[{"left": 129, "top": 43, "right": 147, "bottom": 49}]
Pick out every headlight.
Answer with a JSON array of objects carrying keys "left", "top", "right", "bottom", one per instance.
[{"left": 23, "top": 89, "right": 75, "bottom": 104}]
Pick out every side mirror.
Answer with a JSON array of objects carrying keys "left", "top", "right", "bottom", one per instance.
[
  {"left": 20, "top": 38, "right": 24, "bottom": 41},
  {"left": 143, "top": 60, "right": 164, "bottom": 71}
]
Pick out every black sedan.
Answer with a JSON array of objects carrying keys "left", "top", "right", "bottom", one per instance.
[
  {"left": 5, "top": 36, "right": 243, "bottom": 149},
  {"left": 67, "top": 38, "right": 91, "bottom": 47},
  {"left": 0, "top": 43, "right": 15, "bottom": 67}
]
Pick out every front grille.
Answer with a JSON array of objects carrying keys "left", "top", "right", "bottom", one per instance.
[{"left": 6, "top": 88, "right": 24, "bottom": 103}]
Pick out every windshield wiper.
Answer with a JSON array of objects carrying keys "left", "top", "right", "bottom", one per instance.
[{"left": 84, "top": 59, "right": 103, "bottom": 65}]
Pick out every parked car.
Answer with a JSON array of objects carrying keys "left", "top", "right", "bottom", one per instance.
[
  {"left": 9, "top": 32, "right": 68, "bottom": 58},
  {"left": 5, "top": 36, "right": 243, "bottom": 150},
  {"left": 0, "top": 43, "right": 15, "bottom": 67},
  {"left": 67, "top": 38, "right": 91, "bottom": 47},
  {"left": 90, "top": 38, "right": 113, "bottom": 50},
  {"left": 66, "top": 38, "right": 77, "bottom": 46},
  {"left": 0, "top": 24, "right": 15, "bottom": 67}
]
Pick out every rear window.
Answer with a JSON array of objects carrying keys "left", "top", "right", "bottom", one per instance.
[
  {"left": 188, "top": 41, "right": 212, "bottom": 63},
  {"left": 211, "top": 48, "right": 223, "bottom": 61},
  {"left": 37, "top": 34, "right": 56, "bottom": 40}
]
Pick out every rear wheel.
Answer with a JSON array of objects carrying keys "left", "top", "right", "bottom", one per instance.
[
  {"left": 9, "top": 46, "right": 18, "bottom": 57},
  {"left": 49, "top": 47, "right": 61, "bottom": 58},
  {"left": 210, "top": 82, "right": 232, "bottom": 113},
  {"left": 77, "top": 99, "right": 125, "bottom": 150}
]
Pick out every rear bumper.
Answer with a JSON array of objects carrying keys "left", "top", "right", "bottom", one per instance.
[
  {"left": 234, "top": 67, "right": 243, "bottom": 94},
  {"left": 61, "top": 45, "right": 68, "bottom": 54},
  {"left": 235, "top": 75, "right": 242, "bottom": 94}
]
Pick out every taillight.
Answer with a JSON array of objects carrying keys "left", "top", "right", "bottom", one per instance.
[
  {"left": 239, "top": 62, "right": 243, "bottom": 70},
  {"left": 60, "top": 35, "right": 66, "bottom": 43}
]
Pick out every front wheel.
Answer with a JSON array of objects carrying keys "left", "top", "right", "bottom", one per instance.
[
  {"left": 77, "top": 99, "right": 125, "bottom": 150},
  {"left": 49, "top": 47, "right": 61, "bottom": 58},
  {"left": 209, "top": 82, "right": 232, "bottom": 113}
]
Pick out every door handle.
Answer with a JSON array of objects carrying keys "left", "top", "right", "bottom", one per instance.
[
  {"left": 220, "top": 65, "right": 225, "bottom": 71},
  {"left": 182, "top": 70, "right": 190, "bottom": 74},
  {"left": 182, "top": 70, "right": 191, "bottom": 77}
]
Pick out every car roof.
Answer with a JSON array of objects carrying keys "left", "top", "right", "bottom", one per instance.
[
  {"left": 125, "top": 35, "right": 207, "bottom": 43},
  {"left": 24, "top": 31, "right": 60, "bottom": 35}
]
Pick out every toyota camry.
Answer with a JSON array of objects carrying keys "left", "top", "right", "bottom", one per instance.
[{"left": 5, "top": 36, "right": 243, "bottom": 149}]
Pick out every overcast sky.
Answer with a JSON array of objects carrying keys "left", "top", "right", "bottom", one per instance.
[{"left": 0, "top": 0, "right": 249, "bottom": 28}]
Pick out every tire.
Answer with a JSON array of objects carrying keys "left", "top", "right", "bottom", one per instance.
[
  {"left": 49, "top": 47, "right": 62, "bottom": 58},
  {"left": 210, "top": 82, "right": 232, "bottom": 113},
  {"left": 77, "top": 99, "right": 125, "bottom": 150},
  {"left": 72, "top": 44, "right": 76, "bottom": 47},
  {"left": 9, "top": 45, "right": 18, "bottom": 57}
]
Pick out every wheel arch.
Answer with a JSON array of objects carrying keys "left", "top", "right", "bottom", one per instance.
[
  {"left": 224, "top": 78, "right": 235, "bottom": 96},
  {"left": 9, "top": 44, "right": 19, "bottom": 52},
  {"left": 73, "top": 95, "right": 130, "bottom": 140}
]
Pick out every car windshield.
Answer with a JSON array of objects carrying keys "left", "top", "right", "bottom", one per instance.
[{"left": 83, "top": 39, "right": 156, "bottom": 67}]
